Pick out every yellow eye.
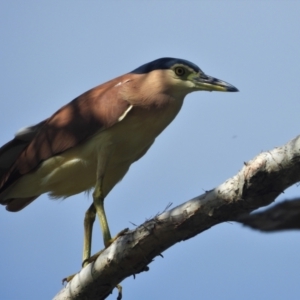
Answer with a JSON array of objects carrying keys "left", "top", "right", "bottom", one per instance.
[{"left": 175, "top": 67, "right": 185, "bottom": 76}]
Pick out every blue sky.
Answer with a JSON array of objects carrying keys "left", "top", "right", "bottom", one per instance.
[{"left": 1, "top": 1, "right": 300, "bottom": 299}]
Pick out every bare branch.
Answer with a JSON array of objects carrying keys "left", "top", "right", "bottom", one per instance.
[
  {"left": 237, "top": 197, "right": 300, "bottom": 231},
  {"left": 53, "top": 135, "right": 300, "bottom": 300}
]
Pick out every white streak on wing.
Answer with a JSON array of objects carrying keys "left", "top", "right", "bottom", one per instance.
[
  {"left": 118, "top": 105, "right": 133, "bottom": 122},
  {"left": 15, "top": 122, "right": 44, "bottom": 141},
  {"left": 114, "top": 79, "right": 132, "bottom": 88},
  {"left": 15, "top": 126, "right": 36, "bottom": 141},
  {"left": 15, "top": 126, "right": 31, "bottom": 136}
]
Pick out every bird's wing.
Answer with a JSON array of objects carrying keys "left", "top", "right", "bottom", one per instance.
[
  {"left": 0, "top": 120, "right": 47, "bottom": 179},
  {"left": 0, "top": 76, "right": 132, "bottom": 194}
]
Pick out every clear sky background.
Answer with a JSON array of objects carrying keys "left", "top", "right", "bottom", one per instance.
[{"left": 1, "top": 1, "right": 300, "bottom": 300}]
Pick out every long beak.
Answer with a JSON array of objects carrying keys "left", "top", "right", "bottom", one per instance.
[{"left": 194, "top": 73, "right": 239, "bottom": 92}]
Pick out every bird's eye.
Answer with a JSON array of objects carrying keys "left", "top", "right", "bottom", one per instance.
[{"left": 175, "top": 67, "right": 185, "bottom": 76}]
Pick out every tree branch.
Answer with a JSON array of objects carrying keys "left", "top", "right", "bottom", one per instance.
[
  {"left": 237, "top": 197, "right": 300, "bottom": 231},
  {"left": 53, "top": 135, "right": 300, "bottom": 300}
]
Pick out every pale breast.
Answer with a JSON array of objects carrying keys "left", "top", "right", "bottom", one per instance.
[{"left": 4, "top": 98, "right": 183, "bottom": 200}]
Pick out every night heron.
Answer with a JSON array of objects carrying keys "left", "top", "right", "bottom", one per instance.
[{"left": 0, "top": 57, "right": 238, "bottom": 274}]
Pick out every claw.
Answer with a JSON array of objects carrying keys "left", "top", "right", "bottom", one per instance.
[
  {"left": 83, "top": 228, "right": 129, "bottom": 266},
  {"left": 116, "top": 284, "right": 123, "bottom": 300},
  {"left": 82, "top": 248, "right": 105, "bottom": 267},
  {"left": 62, "top": 274, "right": 76, "bottom": 284},
  {"left": 105, "top": 228, "right": 129, "bottom": 247},
  {"left": 64, "top": 228, "right": 129, "bottom": 285}
]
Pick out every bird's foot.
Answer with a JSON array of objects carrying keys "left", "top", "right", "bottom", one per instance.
[
  {"left": 116, "top": 284, "right": 123, "bottom": 300},
  {"left": 107, "top": 227, "right": 129, "bottom": 247},
  {"left": 62, "top": 228, "right": 129, "bottom": 285},
  {"left": 62, "top": 274, "right": 76, "bottom": 284},
  {"left": 83, "top": 227, "right": 129, "bottom": 266}
]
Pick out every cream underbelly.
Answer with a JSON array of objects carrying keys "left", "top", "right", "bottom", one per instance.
[{"left": 4, "top": 121, "right": 156, "bottom": 200}]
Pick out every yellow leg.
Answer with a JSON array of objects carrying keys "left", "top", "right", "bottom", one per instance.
[
  {"left": 62, "top": 204, "right": 96, "bottom": 283},
  {"left": 82, "top": 203, "right": 96, "bottom": 267},
  {"left": 81, "top": 176, "right": 128, "bottom": 265},
  {"left": 93, "top": 180, "right": 112, "bottom": 247},
  {"left": 63, "top": 156, "right": 127, "bottom": 288}
]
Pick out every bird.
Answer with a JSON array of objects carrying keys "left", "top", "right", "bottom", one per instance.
[{"left": 0, "top": 57, "right": 238, "bottom": 271}]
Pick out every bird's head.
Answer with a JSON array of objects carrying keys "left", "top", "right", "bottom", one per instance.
[{"left": 130, "top": 57, "right": 238, "bottom": 98}]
